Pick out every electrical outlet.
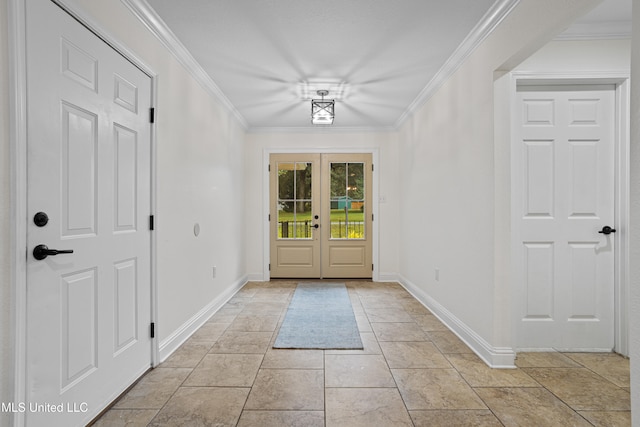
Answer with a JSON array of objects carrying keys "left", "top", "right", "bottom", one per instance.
[{"left": 435, "top": 268, "right": 440, "bottom": 281}]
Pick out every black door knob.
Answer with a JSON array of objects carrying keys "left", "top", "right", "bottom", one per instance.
[
  {"left": 312, "top": 224, "right": 319, "bottom": 229},
  {"left": 33, "top": 212, "right": 49, "bottom": 227},
  {"left": 598, "top": 226, "right": 616, "bottom": 235},
  {"left": 33, "top": 244, "right": 74, "bottom": 260}
]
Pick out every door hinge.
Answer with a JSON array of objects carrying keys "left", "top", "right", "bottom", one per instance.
[
  {"left": 372, "top": 213, "right": 374, "bottom": 221},
  {"left": 149, "top": 215, "right": 155, "bottom": 230},
  {"left": 268, "top": 214, "right": 271, "bottom": 221},
  {"left": 372, "top": 164, "right": 374, "bottom": 172},
  {"left": 268, "top": 164, "right": 271, "bottom": 172},
  {"left": 150, "top": 322, "right": 155, "bottom": 338},
  {"left": 150, "top": 107, "right": 155, "bottom": 123},
  {"left": 372, "top": 264, "right": 374, "bottom": 271},
  {"left": 269, "top": 263, "right": 271, "bottom": 271}
]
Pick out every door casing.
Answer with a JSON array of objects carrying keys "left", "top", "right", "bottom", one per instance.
[
  {"left": 8, "top": 1, "right": 159, "bottom": 425},
  {"left": 263, "top": 148, "right": 380, "bottom": 282},
  {"left": 507, "top": 72, "right": 630, "bottom": 355}
]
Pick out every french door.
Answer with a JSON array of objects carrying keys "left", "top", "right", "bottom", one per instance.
[{"left": 270, "top": 153, "right": 373, "bottom": 278}]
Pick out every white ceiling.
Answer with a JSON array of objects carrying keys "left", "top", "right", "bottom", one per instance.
[{"left": 141, "top": 0, "right": 631, "bottom": 131}]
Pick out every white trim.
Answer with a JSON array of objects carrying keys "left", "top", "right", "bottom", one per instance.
[
  {"left": 8, "top": 0, "right": 28, "bottom": 425},
  {"left": 158, "top": 276, "right": 248, "bottom": 362},
  {"left": 399, "top": 275, "right": 516, "bottom": 368},
  {"left": 509, "top": 71, "right": 630, "bottom": 355},
  {"left": 149, "top": 73, "right": 160, "bottom": 367},
  {"left": 262, "top": 148, "right": 380, "bottom": 282},
  {"left": 614, "top": 78, "right": 631, "bottom": 356},
  {"left": 246, "top": 273, "right": 265, "bottom": 282},
  {"left": 247, "top": 126, "right": 397, "bottom": 134},
  {"left": 394, "top": 0, "right": 521, "bottom": 128},
  {"left": 10, "top": 1, "right": 161, "bottom": 423},
  {"left": 555, "top": 22, "right": 632, "bottom": 41},
  {"left": 121, "top": 0, "right": 248, "bottom": 130},
  {"left": 513, "top": 70, "right": 631, "bottom": 86},
  {"left": 377, "top": 273, "right": 401, "bottom": 283}
]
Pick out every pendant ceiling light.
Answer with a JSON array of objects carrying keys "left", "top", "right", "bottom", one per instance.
[{"left": 311, "top": 90, "right": 334, "bottom": 125}]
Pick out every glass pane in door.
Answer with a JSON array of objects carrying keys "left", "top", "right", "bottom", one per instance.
[
  {"left": 277, "top": 162, "right": 313, "bottom": 239},
  {"left": 330, "top": 162, "right": 365, "bottom": 239}
]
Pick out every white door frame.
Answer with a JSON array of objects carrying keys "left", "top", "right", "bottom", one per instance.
[
  {"left": 508, "top": 71, "right": 630, "bottom": 355},
  {"left": 8, "top": 1, "right": 159, "bottom": 425},
  {"left": 262, "top": 148, "right": 380, "bottom": 282}
]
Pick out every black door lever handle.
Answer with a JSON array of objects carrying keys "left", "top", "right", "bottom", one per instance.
[
  {"left": 598, "top": 226, "right": 616, "bottom": 235},
  {"left": 33, "top": 244, "right": 74, "bottom": 260}
]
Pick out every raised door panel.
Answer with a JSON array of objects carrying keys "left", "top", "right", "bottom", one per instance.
[
  {"left": 113, "top": 125, "right": 138, "bottom": 232},
  {"left": 523, "top": 140, "right": 555, "bottom": 218},
  {"left": 114, "top": 259, "right": 138, "bottom": 354},
  {"left": 568, "top": 141, "right": 599, "bottom": 218},
  {"left": 61, "top": 38, "right": 97, "bottom": 91},
  {"left": 60, "top": 268, "right": 98, "bottom": 391},
  {"left": 328, "top": 246, "right": 366, "bottom": 268},
  {"left": 277, "top": 246, "right": 315, "bottom": 267},
  {"left": 522, "top": 242, "right": 554, "bottom": 320},
  {"left": 61, "top": 102, "right": 98, "bottom": 237}
]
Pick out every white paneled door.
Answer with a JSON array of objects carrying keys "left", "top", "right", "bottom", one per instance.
[
  {"left": 270, "top": 153, "right": 373, "bottom": 278},
  {"left": 25, "top": 0, "right": 152, "bottom": 425},
  {"left": 515, "top": 85, "right": 616, "bottom": 351}
]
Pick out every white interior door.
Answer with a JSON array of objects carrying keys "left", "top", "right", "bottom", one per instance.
[
  {"left": 25, "top": 0, "right": 153, "bottom": 425},
  {"left": 515, "top": 85, "right": 616, "bottom": 351}
]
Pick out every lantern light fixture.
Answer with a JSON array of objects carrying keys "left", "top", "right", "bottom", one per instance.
[{"left": 311, "top": 90, "right": 334, "bottom": 125}]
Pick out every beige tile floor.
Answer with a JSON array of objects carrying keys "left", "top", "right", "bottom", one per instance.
[{"left": 92, "top": 280, "right": 631, "bottom": 427}]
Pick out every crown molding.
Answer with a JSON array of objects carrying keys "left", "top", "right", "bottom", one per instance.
[
  {"left": 394, "top": 0, "right": 521, "bottom": 129},
  {"left": 554, "top": 21, "right": 632, "bottom": 41},
  {"left": 121, "top": 0, "right": 249, "bottom": 130},
  {"left": 246, "top": 125, "right": 397, "bottom": 134}
]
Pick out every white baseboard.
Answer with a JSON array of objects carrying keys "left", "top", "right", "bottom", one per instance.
[
  {"left": 246, "top": 273, "right": 266, "bottom": 282},
  {"left": 398, "top": 275, "right": 516, "bottom": 368},
  {"left": 377, "top": 273, "right": 400, "bottom": 282},
  {"left": 158, "top": 275, "right": 248, "bottom": 363}
]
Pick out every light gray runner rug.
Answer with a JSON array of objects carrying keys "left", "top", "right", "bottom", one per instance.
[{"left": 273, "top": 283, "right": 364, "bottom": 349}]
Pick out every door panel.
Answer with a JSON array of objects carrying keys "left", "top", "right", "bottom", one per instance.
[
  {"left": 515, "top": 86, "right": 615, "bottom": 351},
  {"left": 322, "top": 154, "right": 373, "bottom": 278},
  {"left": 269, "top": 153, "right": 373, "bottom": 278},
  {"left": 25, "top": 0, "right": 152, "bottom": 425},
  {"left": 270, "top": 154, "right": 321, "bottom": 278}
]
